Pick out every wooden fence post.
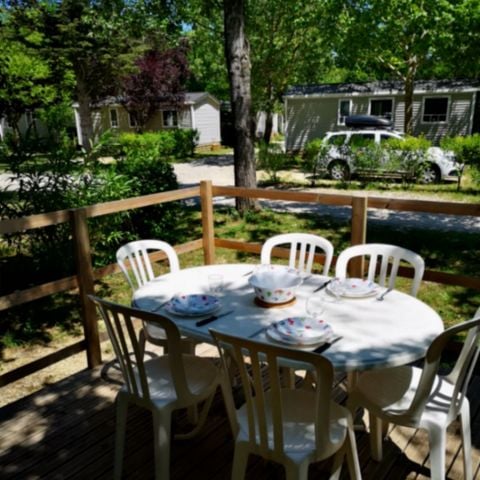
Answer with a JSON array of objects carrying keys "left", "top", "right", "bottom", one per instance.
[
  {"left": 350, "top": 194, "right": 368, "bottom": 278},
  {"left": 200, "top": 180, "right": 215, "bottom": 265},
  {"left": 70, "top": 208, "right": 101, "bottom": 368}
]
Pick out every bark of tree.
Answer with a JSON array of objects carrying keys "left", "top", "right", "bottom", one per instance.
[
  {"left": 263, "top": 111, "right": 273, "bottom": 144},
  {"left": 404, "top": 59, "right": 417, "bottom": 135},
  {"left": 223, "top": 0, "right": 257, "bottom": 213},
  {"left": 76, "top": 76, "right": 94, "bottom": 153}
]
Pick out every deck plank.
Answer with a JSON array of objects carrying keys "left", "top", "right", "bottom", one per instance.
[{"left": 0, "top": 348, "right": 479, "bottom": 480}]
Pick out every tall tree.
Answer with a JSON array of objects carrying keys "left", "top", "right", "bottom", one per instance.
[
  {"left": 223, "top": 0, "right": 257, "bottom": 212},
  {"left": 121, "top": 43, "right": 190, "bottom": 130},
  {"left": 4, "top": 0, "right": 177, "bottom": 151},
  {"left": 248, "top": 0, "right": 333, "bottom": 142},
  {"left": 328, "top": 0, "right": 458, "bottom": 134}
]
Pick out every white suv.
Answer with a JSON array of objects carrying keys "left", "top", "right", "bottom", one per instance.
[{"left": 319, "top": 129, "right": 460, "bottom": 183}]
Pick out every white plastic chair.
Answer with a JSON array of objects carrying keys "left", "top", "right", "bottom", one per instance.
[
  {"left": 90, "top": 296, "right": 222, "bottom": 480},
  {"left": 211, "top": 330, "right": 361, "bottom": 480},
  {"left": 116, "top": 239, "right": 195, "bottom": 354},
  {"left": 348, "top": 311, "right": 480, "bottom": 480},
  {"left": 335, "top": 243, "right": 425, "bottom": 296},
  {"left": 116, "top": 239, "right": 180, "bottom": 291},
  {"left": 260, "top": 233, "right": 334, "bottom": 275}
]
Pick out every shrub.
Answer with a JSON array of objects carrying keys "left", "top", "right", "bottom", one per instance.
[
  {"left": 302, "top": 139, "right": 327, "bottom": 186},
  {"left": 382, "top": 136, "right": 431, "bottom": 182},
  {"left": 97, "top": 129, "right": 199, "bottom": 161},
  {"left": 441, "top": 134, "right": 480, "bottom": 184},
  {"left": 256, "top": 141, "right": 288, "bottom": 183}
]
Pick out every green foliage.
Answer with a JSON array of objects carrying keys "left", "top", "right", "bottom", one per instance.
[
  {"left": 302, "top": 139, "right": 328, "bottom": 186},
  {"left": 256, "top": 141, "right": 288, "bottom": 183},
  {"left": 441, "top": 134, "right": 480, "bottom": 182},
  {"left": 382, "top": 136, "right": 430, "bottom": 182},
  {"left": 101, "top": 130, "right": 199, "bottom": 160}
]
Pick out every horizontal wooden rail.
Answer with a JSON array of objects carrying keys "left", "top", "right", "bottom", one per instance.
[
  {"left": 0, "top": 330, "right": 110, "bottom": 387},
  {"left": 84, "top": 186, "right": 200, "bottom": 219},
  {"left": 0, "top": 239, "right": 203, "bottom": 311},
  {"left": 0, "top": 186, "right": 200, "bottom": 235},
  {"left": 367, "top": 196, "right": 480, "bottom": 216},
  {"left": 213, "top": 185, "right": 356, "bottom": 206},
  {"left": 214, "top": 185, "right": 480, "bottom": 217}
]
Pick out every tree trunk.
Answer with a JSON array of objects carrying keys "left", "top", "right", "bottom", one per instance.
[
  {"left": 403, "top": 59, "right": 417, "bottom": 135},
  {"left": 263, "top": 111, "right": 273, "bottom": 144},
  {"left": 223, "top": 0, "right": 257, "bottom": 213},
  {"left": 76, "top": 77, "right": 94, "bottom": 153}
]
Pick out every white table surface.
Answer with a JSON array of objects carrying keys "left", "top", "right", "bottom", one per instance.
[{"left": 133, "top": 263, "right": 443, "bottom": 373}]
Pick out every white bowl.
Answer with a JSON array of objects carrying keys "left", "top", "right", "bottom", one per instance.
[{"left": 249, "top": 265, "right": 303, "bottom": 304}]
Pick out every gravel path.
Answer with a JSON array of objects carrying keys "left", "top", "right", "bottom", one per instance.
[{"left": 174, "top": 156, "right": 480, "bottom": 233}]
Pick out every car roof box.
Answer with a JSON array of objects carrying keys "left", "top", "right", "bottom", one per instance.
[{"left": 345, "top": 115, "right": 393, "bottom": 129}]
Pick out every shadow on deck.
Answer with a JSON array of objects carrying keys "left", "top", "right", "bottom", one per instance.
[{"left": 1, "top": 346, "right": 480, "bottom": 479}]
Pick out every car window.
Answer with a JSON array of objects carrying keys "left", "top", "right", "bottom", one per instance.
[
  {"left": 349, "top": 133, "right": 375, "bottom": 148},
  {"left": 326, "top": 134, "right": 347, "bottom": 146}
]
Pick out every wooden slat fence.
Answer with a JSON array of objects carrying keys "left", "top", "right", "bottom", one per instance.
[{"left": 1, "top": 180, "right": 479, "bottom": 388}]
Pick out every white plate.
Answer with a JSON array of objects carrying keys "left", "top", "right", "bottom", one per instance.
[
  {"left": 328, "top": 278, "right": 378, "bottom": 298},
  {"left": 273, "top": 316, "right": 334, "bottom": 345},
  {"left": 165, "top": 294, "right": 221, "bottom": 317},
  {"left": 266, "top": 327, "right": 329, "bottom": 350}
]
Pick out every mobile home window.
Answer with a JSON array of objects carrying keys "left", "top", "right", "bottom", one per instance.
[
  {"left": 423, "top": 97, "right": 448, "bottom": 123},
  {"left": 162, "top": 110, "right": 178, "bottom": 127},
  {"left": 109, "top": 109, "right": 119, "bottom": 128},
  {"left": 338, "top": 100, "right": 351, "bottom": 125},
  {"left": 370, "top": 99, "right": 393, "bottom": 119},
  {"left": 128, "top": 112, "right": 139, "bottom": 128}
]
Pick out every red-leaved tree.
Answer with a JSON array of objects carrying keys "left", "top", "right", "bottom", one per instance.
[{"left": 121, "top": 42, "right": 190, "bottom": 130}]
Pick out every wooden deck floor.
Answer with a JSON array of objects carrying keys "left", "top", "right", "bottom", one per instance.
[{"left": 1, "top": 343, "right": 480, "bottom": 480}]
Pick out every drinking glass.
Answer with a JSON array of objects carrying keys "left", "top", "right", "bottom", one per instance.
[
  {"left": 305, "top": 296, "right": 325, "bottom": 320},
  {"left": 208, "top": 274, "right": 224, "bottom": 296}
]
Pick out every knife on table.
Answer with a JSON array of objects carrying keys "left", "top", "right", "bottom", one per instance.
[
  {"left": 313, "top": 279, "right": 333, "bottom": 293},
  {"left": 312, "top": 336, "right": 342, "bottom": 354},
  {"left": 195, "top": 310, "right": 234, "bottom": 327}
]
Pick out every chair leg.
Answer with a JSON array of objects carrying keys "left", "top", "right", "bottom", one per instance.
[
  {"left": 231, "top": 443, "right": 250, "bottom": 480},
  {"left": 138, "top": 328, "right": 147, "bottom": 358},
  {"left": 345, "top": 420, "right": 362, "bottom": 480},
  {"left": 114, "top": 395, "right": 129, "bottom": 480},
  {"left": 330, "top": 446, "right": 345, "bottom": 480},
  {"left": 285, "top": 460, "right": 308, "bottom": 480},
  {"left": 369, "top": 412, "right": 383, "bottom": 461},
  {"left": 175, "top": 390, "right": 216, "bottom": 440},
  {"left": 427, "top": 424, "right": 447, "bottom": 480},
  {"left": 152, "top": 409, "right": 172, "bottom": 480},
  {"left": 460, "top": 401, "right": 473, "bottom": 480}
]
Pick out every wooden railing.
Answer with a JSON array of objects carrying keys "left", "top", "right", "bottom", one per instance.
[{"left": 1, "top": 180, "right": 479, "bottom": 387}]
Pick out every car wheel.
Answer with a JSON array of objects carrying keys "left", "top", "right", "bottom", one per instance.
[
  {"left": 421, "top": 163, "right": 441, "bottom": 184},
  {"left": 328, "top": 160, "right": 351, "bottom": 181}
]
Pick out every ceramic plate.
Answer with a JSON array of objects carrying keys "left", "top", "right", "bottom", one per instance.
[
  {"left": 269, "top": 316, "right": 334, "bottom": 346},
  {"left": 327, "top": 278, "right": 378, "bottom": 298},
  {"left": 266, "top": 327, "right": 329, "bottom": 349},
  {"left": 165, "top": 294, "right": 220, "bottom": 317}
]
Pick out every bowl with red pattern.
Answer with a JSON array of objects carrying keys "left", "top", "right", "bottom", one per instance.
[{"left": 249, "top": 265, "right": 303, "bottom": 304}]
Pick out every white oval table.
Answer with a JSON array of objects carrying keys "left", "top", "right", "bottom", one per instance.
[{"left": 133, "top": 263, "right": 443, "bottom": 373}]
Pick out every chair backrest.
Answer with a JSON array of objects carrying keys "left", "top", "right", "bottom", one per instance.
[
  {"left": 260, "top": 233, "right": 334, "bottom": 275},
  {"left": 89, "top": 295, "right": 196, "bottom": 404},
  {"left": 116, "top": 239, "right": 180, "bottom": 291},
  {"left": 335, "top": 243, "right": 425, "bottom": 296},
  {"left": 404, "top": 313, "right": 480, "bottom": 425},
  {"left": 211, "top": 329, "right": 338, "bottom": 458}
]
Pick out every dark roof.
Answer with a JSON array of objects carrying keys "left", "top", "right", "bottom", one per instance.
[
  {"left": 90, "top": 92, "right": 215, "bottom": 108},
  {"left": 285, "top": 79, "right": 480, "bottom": 97}
]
